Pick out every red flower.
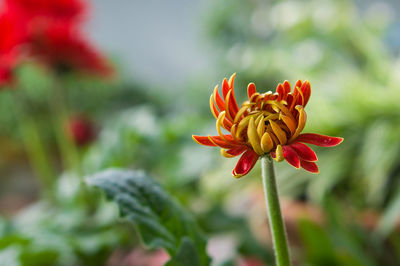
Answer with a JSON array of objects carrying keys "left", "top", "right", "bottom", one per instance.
[
  {"left": 193, "top": 74, "right": 343, "bottom": 178},
  {"left": 5, "top": 0, "right": 86, "bottom": 22},
  {"left": 0, "top": 8, "right": 27, "bottom": 87},
  {"left": 67, "top": 115, "right": 97, "bottom": 146},
  {"left": 29, "top": 23, "right": 113, "bottom": 76},
  {"left": 1, "top": 0, "right": 112, "bottom": 77}
]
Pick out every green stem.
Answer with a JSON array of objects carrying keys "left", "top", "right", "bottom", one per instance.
[
  {"left": 11, "top": 92, "right": 56, "bottom": 201},
  {"left": 261, "top": 155, "right": 291, "bottom": 266},
  {"left": 49, "top": 78, "right": 81, "bottom": 175}
]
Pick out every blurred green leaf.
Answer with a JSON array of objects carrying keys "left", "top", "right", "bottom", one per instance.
[
  {"left": 87, "top": 168, "right": 210, "bottom": 266},
  {"left": 298, "top": 219, "right": 339, "bottom": 266},
  {"left": 376, "top": 185, "right": 400, "bottom": 238}
]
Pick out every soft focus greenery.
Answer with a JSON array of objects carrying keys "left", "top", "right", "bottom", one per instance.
[{"left": 1, "top": 0, "right": 400, "bottom": 265}]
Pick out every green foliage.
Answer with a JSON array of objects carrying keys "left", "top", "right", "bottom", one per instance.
[
  {"left": 204, "top": 0, "right": 400, "bottom": 236},
  {"left": 87, "top": 168, "right": 211, "bottom": 266}
]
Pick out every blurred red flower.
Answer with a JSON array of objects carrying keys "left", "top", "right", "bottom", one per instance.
[
  {"left": 5, "top": 0, "right": 86, "bottom": 22},
  {"left": 67, "top": 115, "right": 97, "bottom": 147},
  {"left": 0, "top": 0, "right": 112, "bottom": 78},
  {"left": 29, "top": 23, "right": 113, "bottom": 76},
  {"left": 0, "top": 9, "right": 27, "bottom": 87}
]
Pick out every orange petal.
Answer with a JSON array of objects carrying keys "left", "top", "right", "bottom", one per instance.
[
  {"left": 192, "top": 135, "right": 217, "bottom": 147},
  {"left": 301, "top": 81, "right": 311, "bottom": 106},
  {"left": 208, "top": 135, "right": 238, "bottom": 149},
  {"left": 228, "top": 73, "right": 239, "bottom": 113},
  {"left": 296, "top": 133, "right": 343, "bottom": 147},
  {"left": 247, "top": 83, "right": 256, "bottom": 99},
  {"left": 221, "top": 146, "right": 247, "bottom": 158},
  {"left": 289, "top": 142, "right": 317, "bottom": 162},
  {"left": 300, "top": 159, "right": 319, "bottom": 173},
  {"left": 276, "top": 83, "right": 284, "bottom": 101},
  {"left": 283, "top": 80, "right": 291, "bottom": 95},
  {"left": 282, "top": 145, "right": 300, "bottom": 169},
  {"left": 222, "top": 78, "right": 230, "bottom": 98},
  {"left": 213, "top": 85, "right": 225, "bottom": 111},
  {"left": 289, "top": 106, "right": 307, "bottom": 142},
  {"left": 247, "top": 117, "right": 264, "bottom": 155},
  {"left": 269, "top": 120, "right": 287, "bottom": 145},
  {"left": 273, "top": 145, "right": 284, "bottom": 162},
  {"left": 261, "top": 132, "right": 274, "bottom": 153},
  {"left": 232, "top": 149, "right": 259, "bottom": 178},
  {"left": 209, "top": 95, "right": 220, "bottom": 119}
]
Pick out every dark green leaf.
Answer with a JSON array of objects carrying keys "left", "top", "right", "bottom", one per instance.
[{"left": 87, "top": 168, "right": 210, "bottom": 265}]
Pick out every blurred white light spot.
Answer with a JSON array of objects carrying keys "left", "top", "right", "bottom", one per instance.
[
  {"left": 121, "top": 106, "right": 159, "bottom": 137},
  {"left": 292, "top": 39, "right": 323, "bottom": 68},
  {"left": 207, "top": 234, "right": 238, "bottom": 265},
  {"left": 251, "top": 6, "right": 273, "bottom": 38},
  {"left": 312, "top": 1, "right": 338, "bottom": 31},
  {"left": 270, "top": 1, "right": 303, "bottom": 30}
]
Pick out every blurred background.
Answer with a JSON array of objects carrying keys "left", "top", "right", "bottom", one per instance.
[{"left": 1, "top": 0, "right": 400, "bottom": 265}]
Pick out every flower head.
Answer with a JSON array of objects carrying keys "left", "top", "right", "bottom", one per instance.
[
  {"left": 29, "top": 23, "right": 113, "bottom": 76},
  {"left": 0, "top": 0, "right": 112, "bottom": 78},
  {"left": 66, "top": 115, "right": 97, "bottom": 146},
  {"left": 0, "top": 9, "right": 27, "bottom": 87},
  {"left": 193, "top": 74, "right": 343, "bottom": 178}
]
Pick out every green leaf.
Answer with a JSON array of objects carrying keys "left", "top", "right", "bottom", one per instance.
[{"left": 86, "top": 168, "right": 210, "bottom": 266}]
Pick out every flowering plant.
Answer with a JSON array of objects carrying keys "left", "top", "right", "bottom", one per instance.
[{"left": 193, "top": 74, "right": 343, "bottom": 177}]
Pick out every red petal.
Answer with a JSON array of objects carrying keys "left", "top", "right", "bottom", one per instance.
[
  {"left": 222, "top": 78, "right": 230, "bottom": 98},
  {"left": 209, "top": 135, "right": 238, "bottom": 149},
  {"left": 225, "top": 146, "right": 248, "bottom": 157},
  {"left": 232, "top": 149, "right": 259, "bottom": 178},
  {"left": 282, "top": 145, "right": 300, "bottom": 169},
  {"left": 289, "top": 142, "right": 317, "bottom": 162},
  {"left": 300, "top": 160, "right": 319, "bottom": 173},
  {"left": 276, "top": 83, "right": 284, "bottom": 101},
  {"left": 296, "top": 133, "right": 343, "bottom": 147},
  {"left": 302, "top": 81, "right": 311, "bottom": 106},
  {"left": 248, "top": 83, "right": 256, "bottom": 99},
  {"left": 283, "top": 80, "right": 291, "bottom": 95},
  {"left": 192, "top": 135, "right": 237, "bottom": 149},
  {"left": 215, "top": 89, "right": 225, "bottom": 111},
  {"left": 192, "top": 135, "right": 217, "bottom": 146}
]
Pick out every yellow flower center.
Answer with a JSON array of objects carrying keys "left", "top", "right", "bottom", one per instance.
[{"left": 221, "top": 91, "right": 307, "bottom": 158}]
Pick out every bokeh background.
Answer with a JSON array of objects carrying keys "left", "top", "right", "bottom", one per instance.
[{"left": 1, "top": 0, "right": 400, "bottom": 265}]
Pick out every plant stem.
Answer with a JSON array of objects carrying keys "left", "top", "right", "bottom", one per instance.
[
  {"left": 11, "top": 92, "right": 56, "bottom": 201},
  {"left": 261, "top": 155, "right": 291, "bottom": 266},
  {"left": 49, "top": 77, "right": 81, "bottom": 175}
]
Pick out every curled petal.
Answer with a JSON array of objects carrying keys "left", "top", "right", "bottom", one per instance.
[
  {"left": 301, "top": 81, "right": 311, "bottom": 106},
  {"left": 209, "top": 95, "right": 220, "bottom": 119},
  {"left": 247, "top": 117, "right": 264, "bottom": 155},
  {"left": 282, "top": 145, "right": 300, "bottom": 169},
  {"left": 213, "top": 85, "right": 225, "bottom": 111},
  {"left": 283, "top": 80, "right": 291, "bottom": 95},
  {"left": 270, "top": 120, "right": 287, "bottom": 144},
  {"left": 279, "top": 113, "right": 296, "bottom": 135},
  {"left": 192, "top": 135, "right": 217, "bottom": 147},
  {"left": 300, "top": 159, "right": 319, "bottom": 173},
  {"left": 296, "top": 133, "right": 344, "bottom": 147},
  {"left": 261, "top": 132, "right": 274, "bottom": 153},
  {"left": 228, "top": 73, "right": 239, "bottom": 113},
  {"left": 222, "top": 78, "right": 230, "bottom": 98},
  {"left": 232, "top": 149, "right": 259, "bottom": 178},
  {"left": 276, "top": 83, "right": 284, "bottom": 101},
  {"left": 289, "top": 106, "right": 307, "bottom": 142},
  {"left": 289, "top": 142, "right": 317, "bottom": 162},
  {"left": 247, "top": 83, "right": 256, "bottom": 99},
  {"left": 192, "top": 135, "right": 237, "bottom": 149},
  {"left": 221, "top": 146, "right": 247, "bottom": 158},
  {"left": 273, "top": 145, "right": 284, "bottom": 162},
  {"left": 224, "top": 90, "right": 235, "bottom": 121}
]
